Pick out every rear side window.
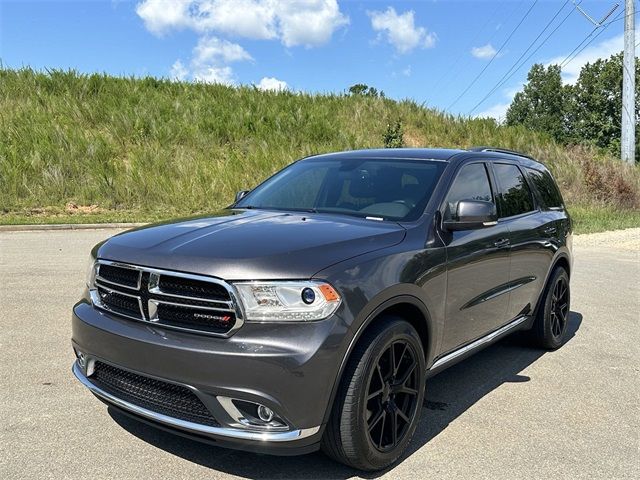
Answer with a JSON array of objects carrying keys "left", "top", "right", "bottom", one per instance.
[
  {"left": 525, "top": 167, "right": 564, "bottom": 210},
  {"left": 493, "top": 163, "right": 535, "bottom": 218},
  {"left": 444, "top": 163, "right": 493, "bottom": 219}
]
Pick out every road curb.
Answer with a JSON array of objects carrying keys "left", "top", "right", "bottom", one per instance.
[{"left": 0, "top": 222, "right": 147, "bottom": 232}]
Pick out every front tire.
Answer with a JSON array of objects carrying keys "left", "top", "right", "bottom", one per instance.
[
  {"left": 321, "top": 317, "right": 426, "bottom": 471},
  {"left": 532, "top": 267, "right": 570, "bottom": 350}
]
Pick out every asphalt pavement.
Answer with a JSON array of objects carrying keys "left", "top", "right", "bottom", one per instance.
[{"left": 1, "top": 228, "right": 638, "bottom": 479}]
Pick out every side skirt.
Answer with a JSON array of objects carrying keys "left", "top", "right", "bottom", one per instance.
[{"left": 426, "top": 315, "right": 531, "bottom": 378}]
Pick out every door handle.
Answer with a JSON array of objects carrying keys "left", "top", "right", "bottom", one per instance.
[
  {"left": 494, "top": 238, "right": 510, "bottom": 248},
  {"left": 543, "top": 226, "right": 557, "bottom": 235}
]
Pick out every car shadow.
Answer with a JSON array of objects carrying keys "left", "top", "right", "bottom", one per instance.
[{"left": 109, "top": 311, "right": 583, "bottom": 480}]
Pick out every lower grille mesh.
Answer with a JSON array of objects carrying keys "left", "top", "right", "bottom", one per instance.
[{"left": 90, "top": 362, "right": 219, "bottom": 427}]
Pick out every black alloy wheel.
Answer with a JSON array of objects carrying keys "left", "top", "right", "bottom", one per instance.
[
  {"left": 549, "top": 275, "right": 569, "bottom": 339},
  {"left": 321, "top": 317, "right": 426, "bottom": 471},
  {"left": 365, "top": 340, "right": 420, "bottom": 452},
  {"left": 532, "top": 267, "right": 570, "bottom": 350}
]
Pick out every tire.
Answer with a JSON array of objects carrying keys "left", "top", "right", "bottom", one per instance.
[
  {"left": 321, "top": 317, "right": 426, "bottom": 471},
  {"left": 531, "top": 267, "right": 570, "bottom": 350}
]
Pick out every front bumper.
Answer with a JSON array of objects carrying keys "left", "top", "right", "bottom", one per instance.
[{"left": 72, "top": 299, "right": 349, "bottom": 454}]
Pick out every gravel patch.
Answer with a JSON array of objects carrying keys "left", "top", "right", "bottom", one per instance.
[{"left": 573, "top": 227, "right": 640, "bottom": 251}]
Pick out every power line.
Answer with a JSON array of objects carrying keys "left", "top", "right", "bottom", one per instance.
[
  {"left": 447, "top": 0, "right": 539, "bottom": 111},
  {"left": 468, "top": 0, "right": 574, "bottom": 115},
  {"left": 562, "top": 9, "right": 624, "bottom": 68},
  {"left": 559, "top": 5, "right": 636, "bottom": 68},
  {"left": 429, "top": 1, "right": 508, "bottom": 96},
  {"left": 559, "top": 27, "right": 600, "bottom": 68},
  {"left": 470, "top": 2, "right": 631, "bottom": 116}
]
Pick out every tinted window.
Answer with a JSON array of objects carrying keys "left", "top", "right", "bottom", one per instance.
[
  {"left": 445, "top": 163, "right": 493, "bottom": 219},
  {"left": 250, "top": 166, "right": 329, "bottom": 210},
  {"left": 493, "top": 164, "right": 535, "bottom": 217},
  {"left": 236, "top": 159, "right": 446, "bottom": 221},
  {"left": 525, "top": 167, "right": 564, "bottom": 210}
]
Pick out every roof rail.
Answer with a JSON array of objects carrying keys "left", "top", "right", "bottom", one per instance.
[{"left": 468, "top": 146, "right": 535, "bottom": 161}]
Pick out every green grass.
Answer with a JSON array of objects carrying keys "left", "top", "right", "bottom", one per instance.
[
  {"left": 568, "top": 206, "right": 640, "bottom": 234},
  {"left": 1, "top": 68, "right": 639, "bottom": 234}
]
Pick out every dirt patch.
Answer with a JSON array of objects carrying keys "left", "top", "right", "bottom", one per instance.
[{"left": 65, "top": 202, "right": 102, "bottom": 214}]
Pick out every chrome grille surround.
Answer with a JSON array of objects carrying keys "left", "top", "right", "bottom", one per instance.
[{"left": 90, "top": 260, "right": 244, "bottom": 337}]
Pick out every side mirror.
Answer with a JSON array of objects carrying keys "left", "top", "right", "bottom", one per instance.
[
  {"left": 235, "top": 190, "right": 250, "bottom": 203},
  {"left": 443, "top": 200, "right": 497, "bottom": 231}
]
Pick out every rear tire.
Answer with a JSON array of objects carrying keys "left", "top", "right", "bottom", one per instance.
[
  {"left": 321, "top": 317, "right": 426, "bottom": 471},
  {"left": 531, "top": 267, "right": 570, "bottom": 350}
]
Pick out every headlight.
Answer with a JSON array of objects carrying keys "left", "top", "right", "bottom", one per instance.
[
  {"left": 233, "top": 281, "right": 341, "bottom": 322},
  {"left": 86, "top": 256, "right": 97, "bottom": 289}
]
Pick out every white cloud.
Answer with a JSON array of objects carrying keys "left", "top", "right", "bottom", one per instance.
[
  {"left": 256, "top": 77, "right": 288, "bottom": 91},
  {"left": 136, "top": 0, "right": 192, "bottom": 35},
  {"left": 193, "top": 66, "right": 235, "bottom": 85},
  {"left": 170, "top": 59, "right": 188, "bottom": 81},
  {"left": 471, "top": 43, "right": 497, "bottom": 60},
  {"left": 171, "top": 36, "right": 253, "bottom": 85},
  {"left": 368, "top": 7, "right": 436, "bottom": 54},
  {"left": 275, "top": 0, "right": 349, "bottom": 48},
  {"left": 546, "top": 31, "right": 636, "bottom": 84},
  {"left": 136, "top": 0, "right": 348, "bottom": 47},
  {"left": 473, "top": 82, "right": 524, "bottom": 122},
  {"left": 402, "top": 65, "right": 412, "bottom": 77},
  {"left": 475, "top": 102, "right": 511, "bottom": 122},
  {"left": 194, "top": 0, "right": 277, "bottom": 39},
  {"left": 192, "top": 36, "right": 253, "bottom": 65}
]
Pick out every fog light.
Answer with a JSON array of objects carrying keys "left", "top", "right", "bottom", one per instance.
[
  {"left": 76, "top": 351, "right": 87, "bottom": 369},
  {"left": 257, "top": 405, "right": 275, "bottom": 422}
]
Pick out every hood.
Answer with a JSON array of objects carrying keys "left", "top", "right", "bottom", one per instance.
[{"left": 97, "top": 209, "right": 406, "bottom": 280}]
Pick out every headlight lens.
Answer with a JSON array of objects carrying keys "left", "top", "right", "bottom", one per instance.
[
  {"left": 85, "top": 256, "right": 97, "bottom": 289},
  {"left": 233, "top": 281, "right": 341, "bottom": 322}
]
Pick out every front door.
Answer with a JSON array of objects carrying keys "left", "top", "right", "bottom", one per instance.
[{"left": 441, "top": 162, "right": 511, "bottom": 354}]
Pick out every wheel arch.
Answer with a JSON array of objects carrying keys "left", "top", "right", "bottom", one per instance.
[
  {"left": 321, "top": 294, "right": 434, "bottom": 426},
  {"left": 533, "top": 251, "right": 571, "bottom": 319}
]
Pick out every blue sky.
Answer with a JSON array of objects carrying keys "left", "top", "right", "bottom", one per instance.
[{"left": 1, "top": 0, "right": 637, "bottom": 119}]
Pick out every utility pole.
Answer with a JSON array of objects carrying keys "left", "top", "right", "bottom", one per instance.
[{"left": 621, "top": 0, "right": 636, "bottom": 164}]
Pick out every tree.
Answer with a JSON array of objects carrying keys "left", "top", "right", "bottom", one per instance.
[
  {"left": 348, "top": 83, "right": 384, "bottom": 98},
  {"left": 566, "top": 53, "right": 640, "bottom": 157},
  {"left": 506, "top": 53, "right": 640, "bottom": 160},
  {"left": 506, "top": 64, "right": 569, "bottom": 142}
]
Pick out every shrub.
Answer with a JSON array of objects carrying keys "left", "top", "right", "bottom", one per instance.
[{"left": 383, "top": 119, "right": 404, "bottom": 148}]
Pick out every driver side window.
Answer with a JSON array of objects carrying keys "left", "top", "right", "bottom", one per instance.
[{"left": 445, "top": 163, "right": 493, "bottom": 220}]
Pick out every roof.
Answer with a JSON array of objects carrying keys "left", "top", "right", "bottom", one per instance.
[
  {"left": 303, "top": 147, "right": 542, "bottom": 166},
  {"left": 305, "top": 148, "right": 466, "bottom": 162}
]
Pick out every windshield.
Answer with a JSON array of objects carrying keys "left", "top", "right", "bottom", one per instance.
[{"left": 235, "top": 157, "right": 446, "bottom": 221}]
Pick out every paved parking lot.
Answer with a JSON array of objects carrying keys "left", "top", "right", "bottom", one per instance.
[{"left": 1, "top": 228, "right": 638, "bottom": 479}]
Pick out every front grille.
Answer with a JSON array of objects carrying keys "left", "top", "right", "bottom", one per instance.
[
  {"left": 90, "top": 361, "right": 219, "bottom": 427},
  {"left": 158, "top": 276, "right": 229, "bottom": 301},
  {"left": 96, "top": 286, "right": 142, "bottom": 319},
  {"left": 98, "top": 263, "right": 140, "bottom": 289},
  {"left": 92, "top": 261, "right": 240, "bottom": 336},
  {"left": 156, "top": 303, "right": 235, "bottom": 334}
]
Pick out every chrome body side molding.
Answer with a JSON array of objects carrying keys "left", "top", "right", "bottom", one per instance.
[{"left": 430, "top": 315, "right": 529, "bottom": 371}]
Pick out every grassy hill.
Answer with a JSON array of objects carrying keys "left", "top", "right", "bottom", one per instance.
[{"left": 1, "top": 68, "right": 638, "bottom": 233}]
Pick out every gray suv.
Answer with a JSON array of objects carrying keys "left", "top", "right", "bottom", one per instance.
[{"left": 72, "top": 147, "right": 572, "bottom": 471}]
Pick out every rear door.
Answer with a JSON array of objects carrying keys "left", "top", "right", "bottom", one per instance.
[
  {"left": 491, "top": 162, "right": 552, "bottom": 320},
  {"left": 441, "top": 162, "right": 511, "bottom": 353}
]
